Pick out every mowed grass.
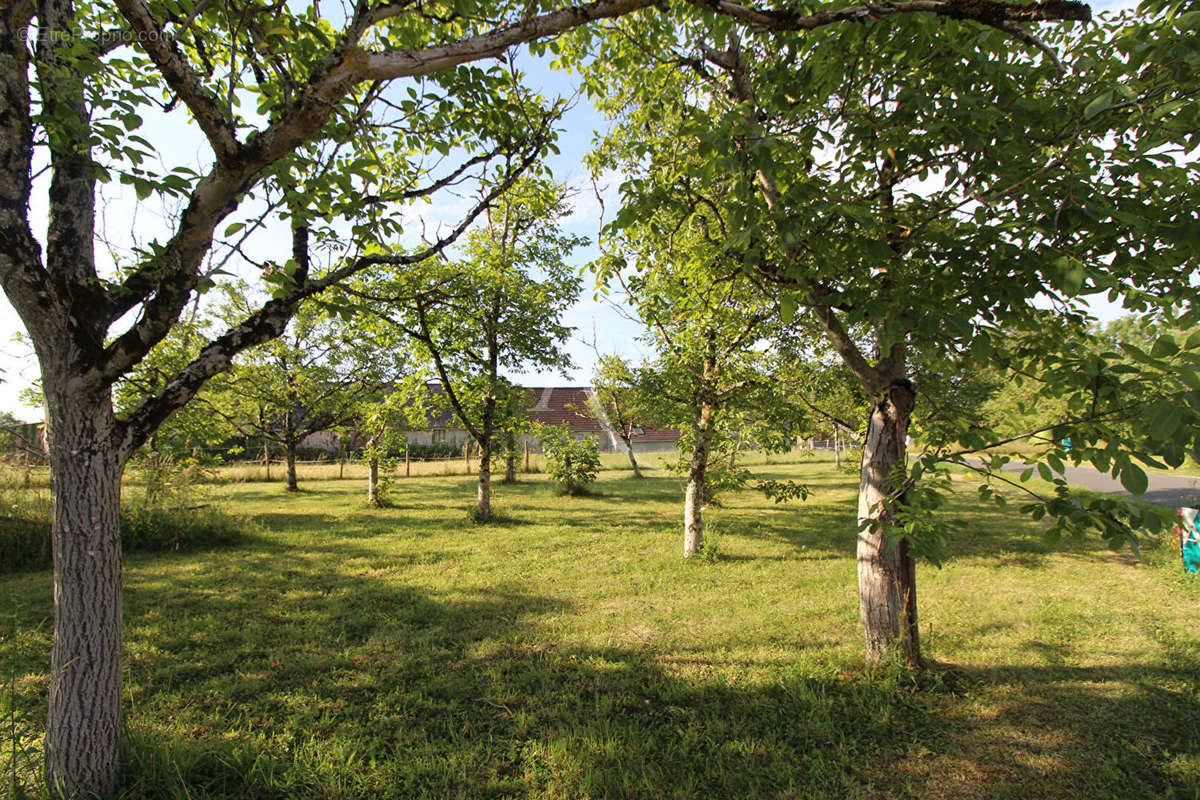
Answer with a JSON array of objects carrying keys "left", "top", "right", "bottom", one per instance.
[{"left": 2, "top": 460, "right": 1198, "bottom": 799}]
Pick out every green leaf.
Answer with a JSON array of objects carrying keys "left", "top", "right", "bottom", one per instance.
[
  {"left": 780, "top": 294, "right": 797, "bottom": 324},
  {"left": 1084, "top": 91, "right": 1113, "bottom": 120},
  {"left": 1151, "top": 335, "right": 1180, "bottom": 358},
  {"left": 1119, "top": 463, "right": 1148, "bottom": 496}
]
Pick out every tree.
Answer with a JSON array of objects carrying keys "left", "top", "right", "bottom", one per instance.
[
  {"left": 0, "top": 0, "right": 1101, "bottom": 791},
  {"left": 601, "top": 225, "right": 778, "bottom": 557},
  {"left": 583, "top": 5, "right": 1199, "bottom": 665},
  {"left": 211, "top": 295, "right": 417, "bottom": 491},
  {"left": 356, "top": 377, "right": 433, "bottom": 507},
  {"left": 587, "top": 354, "right": 651, "bottom": 477},
  {"left": 496, "top": 384, "right": 535, "bottom": 483},
  {"left": 350, "top": 180, "right": 583, "bottom": 522}
]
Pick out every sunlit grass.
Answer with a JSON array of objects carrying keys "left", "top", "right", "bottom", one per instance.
[{"left": 2, "top": 461, "right": 1197, "bottom": 798}]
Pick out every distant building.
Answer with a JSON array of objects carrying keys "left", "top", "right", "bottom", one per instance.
[{"left": 404, "top": 384, "right": 679, "bottom": 453}]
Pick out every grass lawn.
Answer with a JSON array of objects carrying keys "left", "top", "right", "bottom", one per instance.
[{"left": 3, "top": 460, "right": 1198, "bottom": 799}]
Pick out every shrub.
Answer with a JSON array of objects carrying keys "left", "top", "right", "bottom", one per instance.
[
  {"left": 539, "top": 425, "right": 600, "bottom": 495},
  {"left": 399, "top": 442, "right": 460, "bottom": 461}
]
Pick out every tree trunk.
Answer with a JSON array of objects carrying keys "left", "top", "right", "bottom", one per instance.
[
  {"left": 524, "top": 440, "right": 531, "bottom": 473},
  {"left": 476, "top": 442, "right": 492, "bottom": 522},
  {"left": 405, "top": 444, "right": 411, "bottom": 477},
  {"left": 338, "top": 443, "right": 346, "bottom": 479},
  {"left": 835, "top": 426, "right": 842, "bottom": 470},
  {"left": 263, "top": 439, "right": 271, "bottom": 481},
  {"left": 367, "top": 456, "right": 380, "bottom": 507},
  {"left": 44, "top": 388, "right": 125, "bottom": 799},
  {"left": 502, "top": 431, "right": 516, "bottom": 483},
  {"left": 683, "top": 402, "right": 714, "bottom": 558},
  {"left": 285, "top": 440, "right": 299, "bottom": 491},
  {"left": 856, "top": 380, "right": 922, "bottom": 668},
  {"left": 624, "top": 437, "right": 642, "bottom": 478}
]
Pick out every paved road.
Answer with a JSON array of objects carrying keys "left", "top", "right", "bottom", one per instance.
[{"left": 990, "top": 460, "right": 1200, "bottom": 509}]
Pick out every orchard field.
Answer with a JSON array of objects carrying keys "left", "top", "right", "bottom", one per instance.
[{"left": 3, "top": 456, "right": 1197, "bottom": 799}]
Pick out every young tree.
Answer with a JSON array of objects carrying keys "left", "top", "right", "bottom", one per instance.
[
  {"left": 350, "top": 180, "right": 583, "bottom": 522},
  {"left": 496, "top": 384, "right": 535, "bottom": 483},
  {"left": 602, "top": 226, "right": 778, "bottom": 557},
  {"left": 587, "top": 354, "right": 651, "bottom": 477},
  {"left": 584, "top": 6, "right": 1199, "bottom": 665},
  {"left": 0, "top": 0, "right": 1099, "bottom": 790},
  {"left": 357, "top": 377, "right": 432, "bottom": 507}
]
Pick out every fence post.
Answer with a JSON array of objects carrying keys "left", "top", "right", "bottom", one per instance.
[
  {"left": 405, "top": 444, "right": 411, "bottom": 477},
  {"left": 524, "top": 440, "right": 531, "bottom": 473}
]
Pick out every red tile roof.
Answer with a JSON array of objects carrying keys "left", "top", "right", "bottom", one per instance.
[{"left": 423, "top": 384, "right": 678, "bottom": 442}]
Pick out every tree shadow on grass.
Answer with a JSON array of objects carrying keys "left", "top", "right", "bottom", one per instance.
[
  {"left": 114, "top": 587, "right": 1200, "bottom": 800},
  {"left": 6, "top": 536, "right": 1197, "bottom": 800},
  {"left": 105, "top": 545, "right": 1200, "bottom": 800},
  {"left": 888, "top": 657, "right": 1200, "bottom": 800}
]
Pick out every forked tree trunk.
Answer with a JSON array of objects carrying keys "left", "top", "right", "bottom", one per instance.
[
  {"left": 44, "top": 386, "right": 125, "bottom": 799},
  {"left": 285, "top": 440, "right": 298, "bottom": 491},
  {"left": 366, "top": 456, "right": 380, "bottom": 506},
  {"left": 856, "top": 380, "right": 922, "bottom": 668},
  {"left": 683, "top": 402, "right": 714, "bottom": 558},
  {"left": 476, "top": 441, "right": 492, "bottom": 522}
]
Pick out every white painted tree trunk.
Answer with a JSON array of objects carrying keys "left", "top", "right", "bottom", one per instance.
[
  {"left": 856, "top": 380, "right": 922, "bottom": 667},
  {"left": 366, "top": 456, "right": 380, "bottom": 506},
  {"left": 625, "top": 440, "right": 642, "bottom": 478},
  {"left": 44, "top": 386, "right": 125, "bottom": 799}
]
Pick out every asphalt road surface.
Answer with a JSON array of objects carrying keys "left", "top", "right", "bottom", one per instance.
[{"left": 992, "top": 460, "right": 1200, "bottom": 509}]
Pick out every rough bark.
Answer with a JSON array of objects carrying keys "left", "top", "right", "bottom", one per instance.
[
  {"left": 856, "top": 379, "right": 922, "bottom": 668},
  {"left": 476, "top": 443, "right": 492, "bottom": 522},
  {"left": 683, "top": 401, "right": 714, "bottom": 558},
  {"left": 44, "top": 383, "right": 125, "bottom": 800}
]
